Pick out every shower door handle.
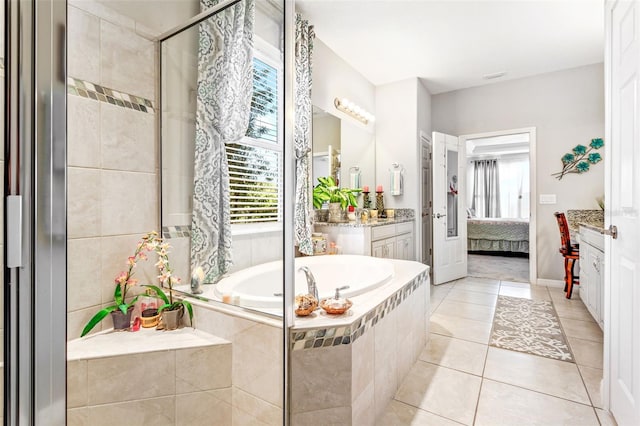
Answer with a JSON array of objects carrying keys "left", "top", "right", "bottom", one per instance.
[{"left": 435, "top": 213, "right": 446, "bottom": 219}]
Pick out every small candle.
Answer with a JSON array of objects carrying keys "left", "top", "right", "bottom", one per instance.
[
  {"left": 376, "top": 185, "right": 383, "bottom": 192},
  {"left": 363, "top": 185, "right": 369, "bottom": 192}
]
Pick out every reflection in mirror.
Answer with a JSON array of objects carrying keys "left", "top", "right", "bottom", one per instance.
[
  {"left": 312, "top": 106, "right": 341, "bottom": 185},
  {"left": 447, "top": 149, "right": 459, "bottom": 237},
  {"left": 161, "top": 0, "right": 284, "bottom": 316},
  {"left": 311, "top": 105, "right": 376, "bottom": 194}
]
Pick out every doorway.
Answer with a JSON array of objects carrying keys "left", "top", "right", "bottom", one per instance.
[{"left": 460, "top": 128, "right": 537, "bottom": 284}]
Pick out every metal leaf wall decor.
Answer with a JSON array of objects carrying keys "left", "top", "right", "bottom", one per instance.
[{"left": 552, "top": 138, "right": 604, "bottom": 180}]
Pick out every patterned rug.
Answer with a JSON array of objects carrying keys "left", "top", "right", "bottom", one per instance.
[{"left": 490, "top": 296, "right": 574, "bottom": 362}]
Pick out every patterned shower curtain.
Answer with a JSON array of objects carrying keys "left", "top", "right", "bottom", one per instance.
[
  {"left": 191, "top": 0, "right": 254, "bottom": 282},
  {"left": 295, "top": 14, "right": 315, "bottom": 255}
]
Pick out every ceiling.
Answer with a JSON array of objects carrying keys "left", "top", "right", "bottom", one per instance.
[{"left": 296, "top": 0, "right": 604, "bottom": 94}]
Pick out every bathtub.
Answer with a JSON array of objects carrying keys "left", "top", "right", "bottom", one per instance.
[{"left": 195, "top": 255, "right": 394, "bottom": 309}]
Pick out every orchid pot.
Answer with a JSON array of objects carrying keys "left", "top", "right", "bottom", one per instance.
[
  {"left": 110, "top": 306, "right": 134, "bottom": 331},
  {"left": 161, "top": 306, "right": 184, "bottom": 330}
]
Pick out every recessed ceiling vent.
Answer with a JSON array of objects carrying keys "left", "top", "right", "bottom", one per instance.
[{"left": 483, "top": 71, "right": 507, "bottom": 80}]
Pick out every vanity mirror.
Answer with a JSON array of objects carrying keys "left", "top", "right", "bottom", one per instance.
[{"left": 311, "top": 104, "right": 375, "bottom": 193}]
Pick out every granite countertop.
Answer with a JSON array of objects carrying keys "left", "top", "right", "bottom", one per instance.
[
  {"left": 566, "top": 209, "right": 604, "bottom": 235},
  {"left": 314, "top": 217, "right": 415, "bottom": 228}
]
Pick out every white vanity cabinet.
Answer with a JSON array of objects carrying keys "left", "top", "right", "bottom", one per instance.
[
  {"left": 315, "top": 220, "right": 415, "bottom": 261},
  {"left": 579, "top": 226, "right": 604, "bottom": 329}
]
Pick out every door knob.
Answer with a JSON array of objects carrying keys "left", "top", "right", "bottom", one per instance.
[
  {"left": 435, "top": 213, "right": 446, "bottom": 219},
  {"left": 600, "top": 225, "right": 618, "bottom": 239}
]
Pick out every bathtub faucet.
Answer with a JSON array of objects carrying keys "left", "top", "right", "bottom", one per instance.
[{"left": 298, "top": 266, "right": 319, "bottom": 301}]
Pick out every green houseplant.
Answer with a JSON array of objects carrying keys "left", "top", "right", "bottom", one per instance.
[
  {"left": 81, "top": 231, "right": 159, "bottom": 337},
  {"left": 312, "top": 176, "right": 361, "bottom": 210}
]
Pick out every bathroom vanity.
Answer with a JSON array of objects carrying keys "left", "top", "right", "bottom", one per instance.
[
  {"left": 579, "top": 224, "right": 605, "bottom": 329},
  {"left": 314, "top": 216, "right": 415, "bottom": 261}
]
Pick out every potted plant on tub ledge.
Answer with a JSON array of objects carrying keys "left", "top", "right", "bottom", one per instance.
[
  {"left": 80, "top": 231, "right": 193, "bottom": 337},
  {"left": 81, "top": 231, "right": 158, "bottom": 337},
  {"left": 313, "top": 176, "right": 361, "bottom": 222},
  {"left": 144, "top": 244, "right": 193, "bottom": 330}
]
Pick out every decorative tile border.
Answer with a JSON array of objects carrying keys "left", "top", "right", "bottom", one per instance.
[
  {"left": 67, "top": 77, "right": 155, "bottom": 114},
  {"left": 290, "top": 270, "right": 428, "bottom": 351},
  {"left": 162, "top": 225, "right": 192, "bottom": 239}
]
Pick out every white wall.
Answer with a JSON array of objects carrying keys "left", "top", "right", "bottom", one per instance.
[
  {"left": 432, "top": 63, "right": 605, "bottom": 281},
  {"left": 312, "top": 38, "right": 376, "bottom": 189},
  {"left": 375, "top": 78, "right": 432, "bottom": 258}
]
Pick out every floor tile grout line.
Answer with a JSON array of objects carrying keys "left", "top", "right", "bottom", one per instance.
[
  {"left": 481, "top": 377, "right": 596, "bottom": 408},
  {"left": 419, "top": 358, "right": 485, "bottom": 379},
  {"left": 428, "top": 329, "right": 490, "bottom": 346},
  {"left": 473, "top": 377, "right": 486, "bottom": 425},
  {"left": 389, "top": 398, "right": 468, "bottom": 425}
]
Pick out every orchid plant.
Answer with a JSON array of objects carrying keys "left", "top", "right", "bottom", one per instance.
[
  {"left": 80, "top": 231, "right": 193, "bottom": 337},
  {"left": 553, "top": 138, "right": 604, "bottom": 180},
  {"left": 81, "top": 231, "right": 159, "bottom": 337},
  {"left": 144, "top": 239, "right": 193, "bottom": 325}
]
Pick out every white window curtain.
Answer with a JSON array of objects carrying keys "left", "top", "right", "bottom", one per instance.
[
  {"left": 498, "top": 155, "right": 530, "bottom": 219},
  {"left": 470, "top": 159, "right": 501, "bottom": 218}
]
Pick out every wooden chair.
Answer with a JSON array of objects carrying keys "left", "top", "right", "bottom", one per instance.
[{"left": 554, "top": 212, "right": 580, "bottom": 299}]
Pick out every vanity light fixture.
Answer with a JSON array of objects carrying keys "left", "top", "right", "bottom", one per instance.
[{"left": 334, "top": 97, "right": 375, "bottom": 125}]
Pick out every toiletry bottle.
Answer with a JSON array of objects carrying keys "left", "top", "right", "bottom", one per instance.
[
  {"left": 347, "top": 205, "right": 356, "bottom": 221},
  {"left": 328, "top": 241, "right": 337, "bottom": 255}
]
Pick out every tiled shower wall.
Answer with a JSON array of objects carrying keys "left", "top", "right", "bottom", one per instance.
[{"left": 67, "top": 2, "right": 158, "bottom": 339}]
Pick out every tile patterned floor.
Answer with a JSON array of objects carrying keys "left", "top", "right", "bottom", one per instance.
[{"left": 379, "top": 278, "right": 615, "bottom": 426}]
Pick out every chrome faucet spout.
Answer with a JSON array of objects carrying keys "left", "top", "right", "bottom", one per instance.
[{"left": 298, "top": 266, "right": 319, "bottom": 301}]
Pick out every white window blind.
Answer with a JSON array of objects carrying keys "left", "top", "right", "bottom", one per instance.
[{"left": 226, "top": 54, "right": 282, "bottom": 224}]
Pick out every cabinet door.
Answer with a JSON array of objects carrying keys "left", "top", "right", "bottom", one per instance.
[
  {"left": 372, "top": 238, "right": 395, "bottom": 259},
  {"left": 579, "top": 243, "right": 591, "bottom": 309},
  {"left": 396, "top": 233, "right": 414, "bottom": 261}
]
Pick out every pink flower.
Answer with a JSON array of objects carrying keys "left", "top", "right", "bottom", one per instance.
[
  {"left": 138, "top": 252, "right": 148, "bottom": 261},
  {"left": 158, "top": 271, "right": 171, "bottom": 283},
  {"left": 127, "top": 278, "right": 139, "bottom": 286},
  {"left": 115, "top": 271, "right": 128, "bottom": 285},
  {"left": 127, "top": 256, "right": 136, "bottom": 267},
  {"left": 170, "top": 276, "right": 181, "bottom": 285}
]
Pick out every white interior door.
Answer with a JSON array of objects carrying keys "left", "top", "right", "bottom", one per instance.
[
  {"left": 606, "top": 1, "right": 640, "bottom": 424},
  {"left": 432, "top": 132, "right": 467, "bottom": 285},
  {"left": 421, "top": 133, "right": 432, "bottom": 269}
]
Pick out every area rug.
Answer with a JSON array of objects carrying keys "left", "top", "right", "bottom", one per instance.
[{"left": 490, "top": 296, "right": 574, "bottom": 362}]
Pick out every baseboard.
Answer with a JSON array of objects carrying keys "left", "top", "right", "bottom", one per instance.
[
  {"left": 536, "top": 278, "right": 581, "bottom": 297},
  {"left": 536, "top": 279, "right": 565, "bottom": 288}
]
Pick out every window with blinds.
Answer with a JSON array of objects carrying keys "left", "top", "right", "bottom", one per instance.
[{"left": 226, "top": 55, "right": 282, "bottom": 224}]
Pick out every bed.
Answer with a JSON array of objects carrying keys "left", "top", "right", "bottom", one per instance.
[{"left": 467, "top": 218, "right": 529, "bottom": 254}]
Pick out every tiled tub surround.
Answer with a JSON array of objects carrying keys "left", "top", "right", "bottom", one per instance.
[
  {"left": 187, "top": 302, "right": 284, "bottom": 424},
  {"left": 67, "top": 328, "right": 232, "bottom": 425},
  {"left": 290, "top": 260, "right": 429, "bottom": 425}
]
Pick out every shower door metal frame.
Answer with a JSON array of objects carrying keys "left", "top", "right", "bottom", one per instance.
[{"left": 5, "top": 0, "right": 67, "bottom": 424}]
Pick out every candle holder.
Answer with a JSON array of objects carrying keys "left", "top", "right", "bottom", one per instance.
[
  {"left": 376, "top": 191, "right": 386, "bottom": 218},
  {"left": 362, "top": 191, "right": 372, "bottom": 209}
]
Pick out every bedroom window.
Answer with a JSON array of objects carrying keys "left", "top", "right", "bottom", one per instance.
[{"left": 467, "top": 155, "right": 530, "bottom": 219}]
